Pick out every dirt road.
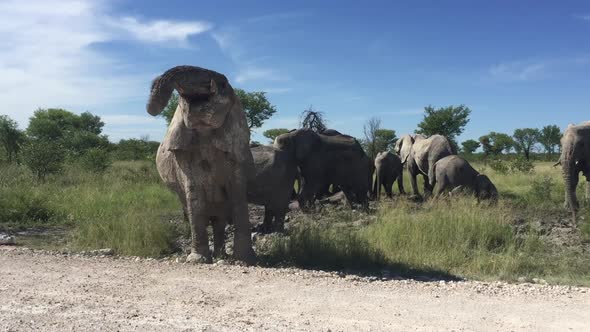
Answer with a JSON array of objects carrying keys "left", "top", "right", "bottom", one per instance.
[{"left": 0, "top": 248, "right": 588, "bottom": 332}]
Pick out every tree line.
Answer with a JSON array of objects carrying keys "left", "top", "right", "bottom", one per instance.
[{"left": 0, "top": 88, "right": 564, "bottom": 180}]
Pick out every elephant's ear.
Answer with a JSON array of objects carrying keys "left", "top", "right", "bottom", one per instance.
[
  {"left": 399, "top": 136, "right": 414, "bottom": 164},
  {"left": 163, "top": 105, "right": 195, "bottom": 151},
  {"left": 211, "top": 98, "right": 253, "bottom": 167}
]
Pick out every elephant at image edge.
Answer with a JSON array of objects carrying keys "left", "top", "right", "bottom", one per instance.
[
  {"left": 373, "top": 151, "right": 405, "bottom": 199},
  {"left": 248, "top": 144, "right": 299, "bottom": 233},
  {"left": 560, "top": 122, "right": 590, "bottom": 222},
  {"left": 147, "top": 65, "right": 256, "bottom": 265},
  {"left": 430, "top": 155, "right": 498, "bottom": 201},
  {"left": 395, "top": 134, "right": 456, "bottom": 197},
  {"left": 274, "top": 129, "right": 371, "bottom": 210}
]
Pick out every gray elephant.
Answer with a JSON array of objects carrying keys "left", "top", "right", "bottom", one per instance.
[
  {"left": 372, "top": 151, "right": 405, "bottom": 199},
  {"left": 248, "top": 144, "right": 298, "bottom": 233},
  {"left": 560, "top": 122, "right": 590, "bottom": 222},
  {"left": 395, "top": 134, "right": 456, "bottom": 197},
  {"left": 147, "top": 65, "right": 255, "bottom": 264},
  {"left": 274, "top": 129, "right": 371, "bottom": 210},
  {"left": 430, "top": 155, "right": 498, "bottom": 200}
]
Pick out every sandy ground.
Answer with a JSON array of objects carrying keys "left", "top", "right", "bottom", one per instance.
[{"left": 0, "top": 247, "right": 589, "bottom": 332}]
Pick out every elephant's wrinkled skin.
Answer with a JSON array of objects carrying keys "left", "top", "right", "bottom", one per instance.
[
  {"left": 430, "top": 155, "right": 498, "bottom": 201},
  {"left": 395, "top": 134, "right": 456, "bottom": 197},
  {"left": 274, "top": 129, "right": 370, "bottom": 210},
  {"left": 147, "top": 65, "right": 256, "bottom": 264},
  {"left": 560, "top": 122, "right": 590, "bottom": 222},
  {"left": 248, "top": 144, "right": 298, "bottom": 233},
  {"left": 373, "top": 151, "right": 405, "bottom": 199}
]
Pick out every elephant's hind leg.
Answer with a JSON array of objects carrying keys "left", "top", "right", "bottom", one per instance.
[{"left": 212, "top": 217, "right": 226, "bottom": 259}]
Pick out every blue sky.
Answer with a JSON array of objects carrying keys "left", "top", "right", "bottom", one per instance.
[{"left": 1, "top": 0, "right": 589, "bottom": 144}]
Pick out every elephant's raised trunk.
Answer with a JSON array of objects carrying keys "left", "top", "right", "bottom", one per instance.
[
  {"left": 146, "top": 65, "right": 229, "bottom": 116},
  {"left": 561, "top": 139, "right": 578, "bottom": 222}
]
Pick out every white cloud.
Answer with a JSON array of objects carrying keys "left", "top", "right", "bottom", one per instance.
[
  {"left": 235, "top": 66, "right": 286, "bottom": 84},
  {"left": 108, "top": 17, "right": 212, "bottom": 44},
  {"left": 0, "top": 0, "right": 211, "bottom": 132},
  {"left": 262, "top": 87, "right": 292, "bottom": 94},
  {"left": 102, "top": 115, "right": 160, "bottom": 126},
  {"left": 573, "top": 14, "right": 590, "bottom": 21},
  {"left": 488, "top": 62, "right": 547, "bottom": 81}
]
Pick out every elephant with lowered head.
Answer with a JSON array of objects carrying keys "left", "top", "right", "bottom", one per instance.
[
  {"left": 560, "top": 122, "right": 590, "bottom": 222},
  {"left": 248, "top": 144, "right": 298, "bottom": 233},
  {"left": 430, "top": 155, "right": 498, "bottom": 201},
  {"left": 274, "top": 129, "right": 371, "bottom": 210},
  {"left": 147, "top": 65, "right": 256, "bottom": 264},
  {"left": 373, "top": 151, "right": 405, "bottom": 199},
  {"left": 394, "top": 134, "right": 456, "bottom": 197}
]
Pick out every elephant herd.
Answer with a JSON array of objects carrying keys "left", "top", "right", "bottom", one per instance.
[{"left": 147, "top": 65, "right": 586, "bottom": 265}]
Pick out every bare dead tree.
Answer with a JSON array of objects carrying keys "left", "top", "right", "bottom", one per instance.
[
  {"left": 363, "top": 117, "right": 381, "bottom": 160},
  {"left": 300, "top": 105, "right": 327, "bottom": 133}
]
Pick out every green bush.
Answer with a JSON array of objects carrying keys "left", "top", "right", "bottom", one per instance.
[
  {"left": 489, "top": 159, "right": 509, "bottom": 175},
  {"left": 0, "top": 190, "right": 60, "bottom": 224},
  {"left": 509, "top": 157, "right": 535, "bottom": 173},
  {"left": 79, "top": 148, "right": 112, "bottom": 173},
  {"left": 22, "top": 139, "right": 66, "bottom": 181},
  {"left": 527, "top": 177, "right": 555, "bottom": 203}
]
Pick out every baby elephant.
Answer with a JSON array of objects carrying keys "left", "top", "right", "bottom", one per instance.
[
  {"left": 430, "top": 156, "right": 498, "bottom": 201},
  {"left": 373, "top": 151, "right": 405, "bottom": 199}
]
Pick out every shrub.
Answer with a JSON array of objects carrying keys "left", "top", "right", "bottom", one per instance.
[
  {"left": 509, "top": 157, "right": 535, "bottom": 173},
  {"left": 79, "top": 148, "right": 112, "bottom": 173},
  {"left": 528, "top": 177, "right": 554, "bottom": 202},
  {"left": 0, "top": 190, "right": 59, "bottom": 224},
  {"left": 22, "top": 139, "right": 66, "bottom": 181},
  {"left": 489, "top": 159, "right": 509, "bottom": 175}
]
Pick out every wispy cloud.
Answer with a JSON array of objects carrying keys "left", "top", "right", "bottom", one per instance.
[
  {"left": 377, "top": 109, "right": 424, "bottom": 116},
  {"left": 107, "top": 17, "right": 212, "bottom": 44},
  {"left": 262, "top": 87, "right": 293, "bottom": 94},
  {"left": 246, "top": 11, "right": 313, "bottom": 24},
  {"left": 488, "top": 61, "right": 547, "bottom": 81},
  {"left": 211, "top": 27, "right": 290, "bottom": 86},
  {"left": 0, "top": 0, "right": 211, "bottom": 129},
  {"left": 487, "top": 56, "right": 590, "bottom": 82},
  {"left": 102, "top": 115, "right": 160, "bottom": 126},
  {"left": 573, "top": 14, "right": 590, "bottom": 21}
]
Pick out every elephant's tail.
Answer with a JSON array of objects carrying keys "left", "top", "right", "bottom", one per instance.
[{"left": 429, "top": 163, "right": 437, "bottom": 188}]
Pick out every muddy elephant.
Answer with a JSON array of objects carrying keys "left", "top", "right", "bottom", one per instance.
[
  {"left": 373, "top": 151, "right": 405, "bottom": 199},
  {"left": 248, "top": 144, "right": 299, "bottom": 233},
  {"left": 560, "top": 122, "right": 590, "bottom": 222},
  {"left": 395, "top": 134, "right": 456, "bottom": 197},
  {"left": 274, "top": 129, "right": 370, "bottom": 210},
  {"left": 147, "top": 65, "right": 256, "bottom": 264},
  {"left": 430, "top": 155, "right": 497, "bottom": 201}
]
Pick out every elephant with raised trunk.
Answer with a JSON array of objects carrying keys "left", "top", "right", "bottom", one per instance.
[
  {"left": 147, "top": 65, "right": 256, "bottom": 264},
  {"left": 560, "top": 122, "right": 590, "bottom": 223},
  {"left": 430, "top": 155, "right": 498, "bottom": 201},
  {"left": 373, "top": 151, "right": 405, "bottom": 199},
  {"left": 394, "top": 134, "right": 456, "bottom": 198},
  {"left": 274, "top": 129, "right": 371, "bottom": 210},
  {"left": 248, "top": 144, "right": 299, "bottom": 233}
]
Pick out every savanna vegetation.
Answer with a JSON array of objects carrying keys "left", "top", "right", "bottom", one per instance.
[{"left": 1, "top": 99, "right": 588, "bottom": 286}]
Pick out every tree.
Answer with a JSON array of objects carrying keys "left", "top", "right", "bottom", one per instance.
[
  {"left": 363, "top": 117, "right": 382, "bottom": 160},
  {"left": 479, "top": 132, "right": 514, "bottom": 156},
  {"left": 112, "top": 138, "right": 160, "bottom": 161},
  {"left": 27, "top": 108, "right": 108, "bottom": 158},
  {"left": 235, "top": 89, "right": 277, "bottom": 131},
  {"left": 374, "top": 129, "right": 397, "bottom": 153},
  {"left": 461, "top": 139, "right": 480, "bottom": 155},
  {"left": 0, "top": 115, "right": 24, "bottom": 163},
  {"left": 415, "top": 105, "right": 471, "bottom": 145},
  {"left": 513, "top": 128, "right": 540, "bottom": 160},
  {"left": 263, "top": 128, "right": 290, "bottom": 143},
  {"left": 299, "top": 106, "right": 327, "bottom": 133},
  {"left": 538, "top": 125, "right": 562, "bottom": 156},
  {"left": 159, "top": 92, "right": 179, "bottom": 125},
  {"left": 22, "top": 139, "right": 66, "bottom": 181}
]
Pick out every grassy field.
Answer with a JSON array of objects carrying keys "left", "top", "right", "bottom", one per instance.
[{"left": 1, "top": 160, "right": 589, "bottom": 285}]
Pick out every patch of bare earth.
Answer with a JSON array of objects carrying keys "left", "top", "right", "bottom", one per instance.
[{"left": 0, "top": 247, "right": 589, "bottom": 332}]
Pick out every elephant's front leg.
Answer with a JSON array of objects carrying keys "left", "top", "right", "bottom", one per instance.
[
  {"left": 212, "top": 217, "right": 226, "bottom": 259},
  {"left": 423, "top": 175, "right": 433, "bottom": 197},
  {"left": 585, "top": 180, "right": 590, "bottom": 205},
  {"left": 397, "top": 174, "right": 405, "bottom": 195},
  {"left": 230, "top": 175, "right": 256, "bottom": 265},
  {"left": 186, "top": 206, "right": 212, "bottom": 264}
]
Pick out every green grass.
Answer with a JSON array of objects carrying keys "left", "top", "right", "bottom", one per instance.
[
  {"left": 0, "top": 161, "right": 180, "bottom": 256},
  {"left": 1, "top": 159, "right": 590, "bottom": 285}
]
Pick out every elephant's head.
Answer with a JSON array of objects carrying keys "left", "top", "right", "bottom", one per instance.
[
  {"left": 274, "top": 129, "right": 321, "bottom": 163},
  {"left": 147, "top": 66, "right": 236, "bottom": 134},
  {"left": 395, "top": 135, "right": 415, "bottom": 164},
  {"left": 560, "top": 123, "right": 590, "bottom": 218},
  {"left": 475, "top": 174, "right": 498, "bottom": 201}
]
